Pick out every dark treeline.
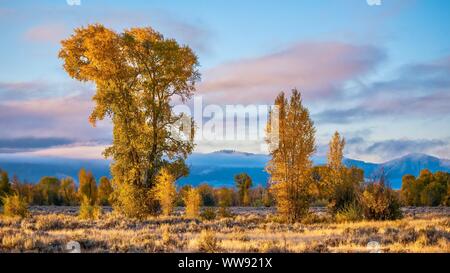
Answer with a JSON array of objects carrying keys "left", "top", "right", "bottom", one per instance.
[
  {"left": 1, "top": 166, "right": 449, "bottom": 209},
  {"left": 0, "top": 168, "right": 113, "bottom": 207},
  {"left": 401, "top": 170, "right": 450, "bottom": 206},
  {"left": 0, "top": 168, "right": 273, "bottom": 207}
]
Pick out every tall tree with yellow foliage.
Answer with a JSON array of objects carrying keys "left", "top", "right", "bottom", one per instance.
[
  {"left": 326, "top": 132, "right": 363, "bottom": 214},
  {"left": 327, "top": 132, "right": 345, "bottom": 175},
  {"left": 59, "top": 24, "right": 199, "bottom": 218},
  {"left": 266, "top": 89, "right": 316, "bottom": 222}
]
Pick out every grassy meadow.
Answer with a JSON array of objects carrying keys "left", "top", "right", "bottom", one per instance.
[{"left": 1, "top": 206, "right": 448, "bottom": 253}]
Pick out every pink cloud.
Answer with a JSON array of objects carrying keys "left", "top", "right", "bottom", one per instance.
[
  {"left": 198, "top": 42, "right": 385, "bottom": 104},
  {"left": 23, "top": 23, "right": 67, "bottom": 43},
  {"left": 0, "top": 95, "right": 111, "bottom": 140}
]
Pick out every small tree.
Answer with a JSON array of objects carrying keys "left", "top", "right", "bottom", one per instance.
[
  {"left": 79, "top": 196, "right": 102, "bottom": 220},
  {"left": 154, "top": 168, "right": 177, "bottom": 216},
  {"left": 400, "top": 174, "right": 416, "bottom": 206},
  {"left": 234, "top": 173, "right": 252, "bottom": 206},
  {"left": 59, "top": 177, "right": 79, "bottom": 205},
  {"left": 78, "top": 169, "right": 97, "bottom": 205},
  {"left": 37, "top": 176, "right": 61, "bottom": 205},
  {"left": 217, "top": 187, "right": 233, "bottom": 208},
  {"left": 98, "top": 176, "right": 113, "bottom": 205},
  {"left": 2, "top": 194, "right": 29, "bottom": 218},
  {"left": 0, "top": 170, "right": 12, "bottom": 202},
  {"left": 197, "top": 183, "right": 216, "bottom": 206},
  {"left": 184, "top": 188, "right": 201, "bottom": 218},
  {"left": 177, "top": 184, "right": 192, "bottom": 206}
]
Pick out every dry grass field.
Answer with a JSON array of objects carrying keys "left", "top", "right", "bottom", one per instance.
[{"left": 0, "top": 207, "right": 448, "bottom": 253}]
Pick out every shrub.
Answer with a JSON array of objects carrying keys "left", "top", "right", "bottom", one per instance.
[
  {"left": 218, "top": 207, "right": 233, "bottom": 218},
  {"left": 112, "top": 182, "right": 159, "bottom": 219},
  {"left": 361, "top": 182, "right": 402, "bottom": 220},
  {"left": 197, "top": 230, "right": 221, "bottom": 253},
  {"left": 2, "top": 194, "right": 29, "bottom": 218},
  {"left": 161, "top": 224, "right": 177, "bottom": 247},
  {"left": 79, "top": 196, "right": 102, "bottom": 220},
  {"left": 335, "top": 202, "right": 363, "bottom": 223},
  {"left": 184, "top": 188, "right": 201, "bottom": 218},
  {"left": 327, "top": 167, "right": 364, "bottom": 214},
  {"left": 201, "top": 208, "right": 217, "bottom": 220}
]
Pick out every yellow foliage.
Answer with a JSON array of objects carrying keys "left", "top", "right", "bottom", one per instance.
[
  {"left": 2, "top": 194, "right": 29, "bottom": 218},
  {"left": 59, "top": 24, "right": 200, "bottom": 218},
  {"left": 184, "top": 188, "right": 201, "bottom": 218},
  {"left": 154, "top": 168, "right": 177, "bottom": 216},
  {"left": 266, "top": 89, "right": 316, "bottom": 222}
]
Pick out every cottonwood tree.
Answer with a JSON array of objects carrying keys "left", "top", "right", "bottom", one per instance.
[
  {"left": 59, "top": 24, "right": 199, "bottom": 217},
  {"left": 266, "top": 89, "right": 316, "bottom": 222}
]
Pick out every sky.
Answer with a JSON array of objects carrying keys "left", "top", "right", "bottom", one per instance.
[{"left": 0, "top": 0, "right": 450, "bottom": 163}]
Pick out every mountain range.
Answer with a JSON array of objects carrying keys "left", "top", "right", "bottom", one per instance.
[{"left": 0, "top": 151, "right": 449, "bottom": 189}]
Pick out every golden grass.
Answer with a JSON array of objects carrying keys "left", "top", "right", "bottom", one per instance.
[{"left": 0, "top": 207, "right": 448, "bottom": 253}]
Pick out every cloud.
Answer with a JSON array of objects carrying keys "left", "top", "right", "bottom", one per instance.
[
  {"left": 198, "top": 42, "right": 386, "bottom": 104},
  {"left": 18, "top": 8, "right": 212, "bottom": 53},
  {"left": 314, "top": 56, "right": 450, "bottom": 124},
  {"left": 0, "top": 137, "right": 75, "bottom": 153},
  {"left": 17, "top": 144, "right": 109, "bottom": 160},
  {"left": 0, "top": 94, "right": 112, "bottom": 141},
  {"left": 363, "top": 139, "right": 449, "bottom": 160},
  {"left": 369, "top": 56, "right": 450, "bottom": 95},
  {"left": 151, "top": 11, "right": 213, "bottom": 54},
  {"left": 23, "top": 23, "right": 68, "bottom": 43},
  {"left": 315, "top": 92, "right": 450, "bottom": 124},
  {"left": 314, "top": 107, "right": 371, "bottom": 124},
  {"left": 0, "top": 80, "right": 93, "bottom": 101}
]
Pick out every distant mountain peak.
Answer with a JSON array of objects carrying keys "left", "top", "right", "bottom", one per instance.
[
  {"left": 401, "top": 153, "right": 437, "bottom": 159},
  {"left": 212, "top": 149, "right": 255, "bottom": 156}
]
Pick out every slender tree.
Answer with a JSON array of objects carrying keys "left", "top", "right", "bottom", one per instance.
[
  {"left": 266, "top": 89, "right": 316, "bottom": 222},
  {"left": 325, "top": 131, "right": 361, "bottom": 213},
  {"left": 184, "top": 188, "right": 201, "bottom": 218},
  {"left": 327, "top": 132, "right": 345, "bottom": 175},
  {"left": 234, "top": 173, "right": 252, "bottom": 206},
  {"left": 153, "top": 168, "right": 177, "bottom": 216},
  {"left": 78, "top": 169, "right": 97, "bottom": 205},
  {"left": 0, "top": 170, "right": 11, "bottom": 193},
  {"left": 98, "top": 177, "right": 113, "bottom": 206}
]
